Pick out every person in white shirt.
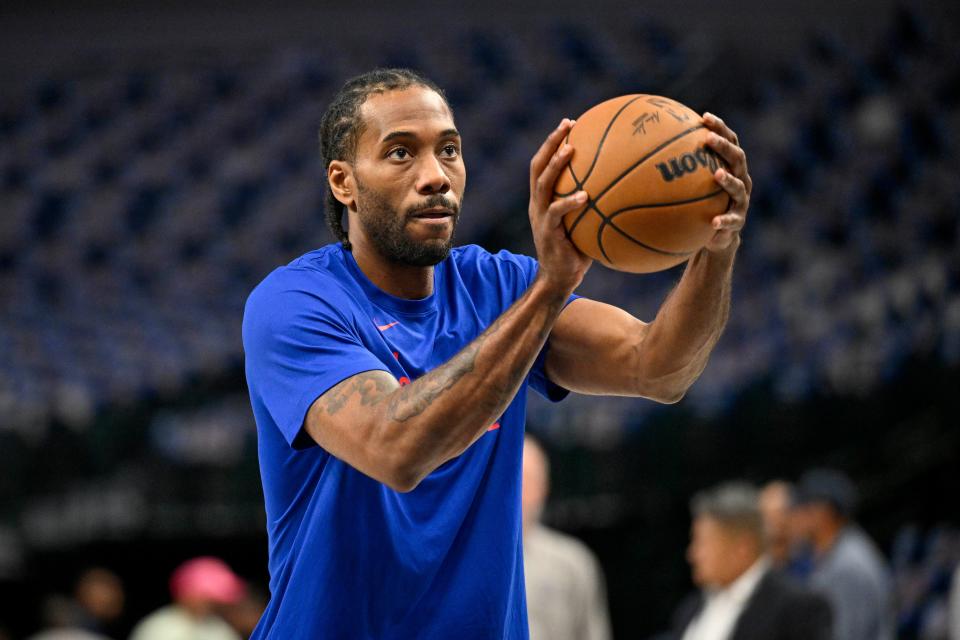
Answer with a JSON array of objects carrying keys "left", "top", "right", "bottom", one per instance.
[
  {"left": 671, "top": 482, "right": 832, "bottom": 640},
  {"left": 522, "top": 435, "right": 612, "bottom": 640}
]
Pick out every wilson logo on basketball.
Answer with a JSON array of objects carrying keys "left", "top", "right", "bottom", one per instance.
[{"left": 655, "top": 147, "right": 722, "bottom": 182}]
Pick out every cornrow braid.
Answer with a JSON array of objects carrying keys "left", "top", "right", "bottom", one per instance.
[{"left": 318, "top": 68, "right": 448, "bottom": 251}]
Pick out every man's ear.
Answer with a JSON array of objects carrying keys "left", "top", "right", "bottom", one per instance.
[{"left": 328, "top": 160, "right": 355, "bottom": 211}]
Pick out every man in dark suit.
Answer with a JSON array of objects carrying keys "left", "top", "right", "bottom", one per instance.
[{"left": 669, "top": 482, "right": 833, "bottom": 640}]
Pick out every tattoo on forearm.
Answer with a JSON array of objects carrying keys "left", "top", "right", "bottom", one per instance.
[
  {"left": 319, "top": 284, "right": 565, "bottom": 428},
  {"left": 388, "top": 338, "right": 481, "bottom": 422},
  {"left": 320, "top": 371, "right": 395, "bottom": 416},
  {"left": 386, "top": 286, "right": 561, "bottom": 422}
]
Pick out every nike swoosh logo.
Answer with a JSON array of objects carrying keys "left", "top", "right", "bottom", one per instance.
[{"left": 377, "top": 321, "right": 400, "bottom": 331}]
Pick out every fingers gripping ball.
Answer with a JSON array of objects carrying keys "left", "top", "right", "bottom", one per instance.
[{"left": 554, "top": 95, "right": 730, "bottom": 273}]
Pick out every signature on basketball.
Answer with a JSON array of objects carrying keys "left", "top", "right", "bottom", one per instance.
[
  {"left": 631, "top": 111, "right": 660, "bottom": 135},
  {"left": 646, "top": 97, "right": 692, "bottom": 124}
]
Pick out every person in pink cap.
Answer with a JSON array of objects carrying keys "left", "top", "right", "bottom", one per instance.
[{"left": 129, "top": 557, "right": 245, "bottom": 640}]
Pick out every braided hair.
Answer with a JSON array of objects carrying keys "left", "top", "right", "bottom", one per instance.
[{"left": 318, "top": 68, "right": 448, "bottom": 250}]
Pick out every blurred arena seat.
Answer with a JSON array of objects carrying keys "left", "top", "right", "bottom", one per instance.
[
  {"left": 0, "top": 7, "right": 957, "bottom": 446},
  {"left": 891, "top": 524, "right": 960, "bottom": 638}
]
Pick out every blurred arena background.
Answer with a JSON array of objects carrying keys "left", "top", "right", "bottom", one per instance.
[{"left": 1, "top": 0, "right": 958, "bottom": 637}]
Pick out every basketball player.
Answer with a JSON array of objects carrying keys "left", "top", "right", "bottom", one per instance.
[{"left": 243, "top": 68, "right": 751, "bottom": 639}]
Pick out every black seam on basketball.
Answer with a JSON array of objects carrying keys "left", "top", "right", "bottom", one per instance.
[
  {"left": 592, "top": 188, "right": 725, "bottom": 262},
  {"left": 555, "top": 95, "right": 646, "bottom": 198},
  {"left": 593, "top": 210, "right": 691, "bottom": 261},
  {"left": 597, "top": 216, "right": 614, "bottom": 263},
  {"left": 567, "top": 123, "right": 705, "bottom": 239},
  {"left": 592, "top": 124, "right": 705, "bottom": 204},
  {"left": 605, "top": 222, "right": 696, "bottom": 257},
  {"left": 599, "top": 189, "right": 726, "bottom": 259},
  {"left": 606, "top": 188, "right": 727, "bottom": 220},
  {"left": 564, "top": 164, "right": 579, "bottom": 197},
  {"left": 563, "top": 209, "right": 573, "bottom": 240}
]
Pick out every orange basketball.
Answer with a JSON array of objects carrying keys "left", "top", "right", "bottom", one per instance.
[{"left": 554, "top": 94, "right": 730, "bottom": 273}]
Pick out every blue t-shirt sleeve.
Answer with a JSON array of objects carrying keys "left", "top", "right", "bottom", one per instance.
[
  {"left": 491, "top": 249, "right": 579, "bottom": 403},
  {"left": 243, "top": 271, "right": 391, "bottom": 448}
]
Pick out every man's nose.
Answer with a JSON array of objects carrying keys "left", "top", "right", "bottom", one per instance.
[{"left": 415, "top": 155, "right": 451, "bottom": 195}]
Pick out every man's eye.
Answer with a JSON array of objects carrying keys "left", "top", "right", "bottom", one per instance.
[
  {"left": 388, "top": 147, "right": 410, "bottom": 160},
  {"left": 441, "top": 144, "right": 459, "bottom": 158}
]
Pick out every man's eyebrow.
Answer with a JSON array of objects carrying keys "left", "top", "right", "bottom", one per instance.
[{"left": 380, "top": 128, "right": 460, "bottom": 144}]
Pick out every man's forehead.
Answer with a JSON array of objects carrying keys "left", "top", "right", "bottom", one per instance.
[{"left": 359, "top": 87, "right": 454, "bottom": 141}]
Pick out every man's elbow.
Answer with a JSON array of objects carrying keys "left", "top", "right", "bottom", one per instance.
[
  {"left": 640, "top": 378, "right": 690, "bottom": 405},
  {"left": 384, "top": 468, "right": 422, "bottom": 493},
  {"left": 381, "top": 449, "right": 428, "bottom": 493},
  {"left": 635, "top": 360, "right": 705, "bottom": 404},
  {"left": 651, "top": 386, "right": 687, "bottom": 405}
]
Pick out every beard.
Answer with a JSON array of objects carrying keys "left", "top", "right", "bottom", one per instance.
[{"left": 354, "top": 180, "right": 461, "bottom": 267}]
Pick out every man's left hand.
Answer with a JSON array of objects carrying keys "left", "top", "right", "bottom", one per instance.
[{"left": 702, "top": 112, "right": 752, "bottom": 253}]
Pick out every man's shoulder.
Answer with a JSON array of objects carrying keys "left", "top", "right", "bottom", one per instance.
[
  {"left": 838, "top": 527, "right": 886, "bottom": 561},
  {"left": 129, "top": 605, "right": 190, "bottom": 638},
  {"left": 132, "top": 605, "right": 240, "bottom": 640},
  {"left": 527, "top": 525, "right": 601, "bottom": 570},
  {"left": 246, "top": 245, "right": 353, "bottom": 312},
  {"left": 449, "top": 244, "right": 538, "bottom": 291},
  {"left": 451, "top": 244, "right": 533, "bottom": 268},
  {"left": 258, "top": 244, "right": 345, "bottom": 287},
  {"left": 826, "top": 528, "right": 890, "bottom": 580}
]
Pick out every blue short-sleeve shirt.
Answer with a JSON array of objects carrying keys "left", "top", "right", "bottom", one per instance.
[{"left": 242, "top": 243, "right": 573, "bottom": 640}]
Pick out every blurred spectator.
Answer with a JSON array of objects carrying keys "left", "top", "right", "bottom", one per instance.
[
  {"left": 951, "top": 564, "right": 960, "bottom": 640},
  {"left": 26, "top": 568, "right": 123, "bottom": 640},
  {"left": 129, "top": 557, "right": 244, "bottom": 640},
  {"left": 26, "top": 594, "right": 112, "bottom": 640},
  {"left": 759, "top": 481, "right": 794, "bottom": 570},
  {"left": 792, "top": 469, "right": 895, "bottom": 640},
  {"left": 522, "top": 435, "right": 612, "bottom": 640},
  {"left": 670, "top": 481, "right": 832, "bottom": 640},
  {"left": 73, "top": 568, "right": 125, "bottom": 637},
  {"left": 759, "top": 481, "right": 813, "bottom": 579}
]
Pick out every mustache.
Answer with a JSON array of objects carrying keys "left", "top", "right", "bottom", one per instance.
[{"left": 406, "top": 194, "right": 460, "bottom": 217}]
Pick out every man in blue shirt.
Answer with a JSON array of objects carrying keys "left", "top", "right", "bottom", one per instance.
[
  {"left": 243, "top": 68, "right": 752, "bottom": 639},
  {"left": 792, "top": 469, "right": 895, "bottom": 640}
]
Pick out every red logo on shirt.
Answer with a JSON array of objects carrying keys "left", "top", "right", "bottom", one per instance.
[{"left": 377, "top": 321, "right": 400, "bottom": 331}]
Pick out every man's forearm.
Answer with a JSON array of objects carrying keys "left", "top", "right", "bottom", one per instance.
[
  {"left": 321, "top": 275, "right": 570, "bottom": 489},
  {"left": 638, "top": 237, "right": 738, "bottom": 398}
]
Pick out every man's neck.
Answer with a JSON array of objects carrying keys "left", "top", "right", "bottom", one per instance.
[
  {"left": 714, "top": 554, "right": 765, "bottom": 591},
  {"left": 351, "top": 241, "right": 435, "bottom": 300},
  {"left": 813, "top": 521, "right": 844, "bottom": 556}
]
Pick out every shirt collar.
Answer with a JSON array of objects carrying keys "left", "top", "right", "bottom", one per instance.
[
  {"left": 340, "top": 243, "right": 442, "bottom": 317},
  {"left": 708, "top": 556, "right": 769, "bottom": 606}
]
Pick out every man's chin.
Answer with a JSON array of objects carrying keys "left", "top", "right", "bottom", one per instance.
[
  {"left": 382, "top": 236, "right": 453, "bottom": 267},
  {"left": 407, "top": 239, "right": 453, "bottom": 267}
]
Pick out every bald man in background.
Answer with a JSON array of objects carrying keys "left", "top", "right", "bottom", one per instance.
[
  {"left": 759, "top": 482, "right": 794, "bottom": 570},
  {"left": 759, "top": 480, "right": 816, "bottom": 580},
  {"left": 522, "top": 435, "right": 612, "bottom": 640}
]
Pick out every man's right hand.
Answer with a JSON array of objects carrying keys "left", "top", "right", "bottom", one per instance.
[{"left": 528, "top": 118, "right": 593, "bottom": 294}]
